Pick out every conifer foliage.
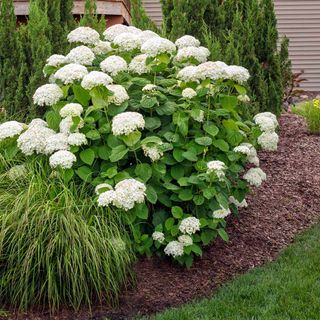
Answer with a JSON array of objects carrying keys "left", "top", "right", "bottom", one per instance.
[
  {"left": 161, "top": 0, "right": 291, "bottom": 115},
  {"left": 0, "top": 0, "right": 75, "bottom": 118},
  {"left": 0, "top": 0, "right": 21, "bottom": 115}
]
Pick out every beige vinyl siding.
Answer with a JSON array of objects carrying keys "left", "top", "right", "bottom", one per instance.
[
  {"left": 275, "top": 0, "right": 320, "bottom": 91},
  {"left": 143, "top": 0, "right": 320, "bottom": 91},
  {"left": 142, "top": 0, "right": 162, "bottom": 27}
]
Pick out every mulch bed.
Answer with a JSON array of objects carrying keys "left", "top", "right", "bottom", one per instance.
[{"left": 5, "top": 113, "right": 320, "bottom": 320}]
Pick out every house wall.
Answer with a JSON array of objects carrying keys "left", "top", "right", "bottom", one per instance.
[
  {"left": 13, "top": 0, "right": 131, "bottom": 26},
  {"left": 142, "top": 0, "right": 320, "bottom": 91},
  {"left": 274, "top": 0, "right": 320, "bottom": 91}
]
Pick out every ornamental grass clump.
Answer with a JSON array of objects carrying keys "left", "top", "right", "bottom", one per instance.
[
  {"left": 292, "top": 99, "right": 320, "bottom": 134},
  {"left": 0, "top": 25, "right": 279, "bottom": 269},
  {"left": 0, "top": 156, "right": 134, "bottom": 311}
]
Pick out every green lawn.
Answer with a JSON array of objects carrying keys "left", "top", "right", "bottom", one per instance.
[{"left": 142, "top": 224, "right": 320, "bottom": 320}]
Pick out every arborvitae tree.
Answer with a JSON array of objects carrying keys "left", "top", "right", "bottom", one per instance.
[
  {"left": 131, "top": 0, "right": 160, "bottom": 33},
  {"left": 279, "top": 36, "right": 292, "bottom": 92},
  {"left": 60, "top": 0, "right": 75, "bottom": 32},
  {"left": 26, "top": 0, "right": 52, "bottom": 115},
  {"left": 15, "top": 25, "right": 31, "bottom": 118},
  {"left": 0, "top": 0, "right": 21, "bottom": 115},
  {"left": 161, "top": 0, "right": 290, "bottom": 116},
  {"left": 161, "top": 0, "right": 174, "bottom": 36},
  {"left": 80, "top": 0, "right": 106, "bottom": 35},
  {"left": 166, "top": 0, "right": 188, "bottom": 40},
  {"left": 45, "top": 0, "right": 65, "bottom": 53}
]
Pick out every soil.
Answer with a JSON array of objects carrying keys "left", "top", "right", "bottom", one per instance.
[{"left": 5, "top": 113, "right": 320, "bottom": 320}]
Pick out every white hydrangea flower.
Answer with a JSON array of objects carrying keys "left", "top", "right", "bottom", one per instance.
[
  {"left": 175, "top": 35, "right": 201, "bottom": 48},
  {"left": 106, "top": 84, "right": 129, "bottom": 105},
  {"left": 234, "top": 145, "right": 251, "bottom": 156},
  {"left": 46, "top": 54, "right": 66, "bottom": 67},
  {"left": 237, "top": 94, "right": 250, "bottom": 103},
  {"left": 100, "top": 55, "right": 128, "bottom": 76},
  {"left": 224, "top": 65, "right": 250, "bottom": 84},
  {"left": 29, "top": 118, "right": 48, "bottom": 128},
  {"left": 178, "top": 235, "right": 193, "bottom": 246},
  {"left": 113, "top": 32, "right": 142, "bottom": 51},
  {"left": 49, "top": 150, "right": 77, "bottom": 169},
  {"left": 240, "top": 143, "right": 260, "bottom": 166},
  {"left": 152, "top": 231, "right": 165, "bottom": 243},
  {"left": 98, "top": 190, "right": 117, "bottom": 207},
  {"left": 67, "top": 26, "right": 100, "bottom": 45},
  {"left": 17, "top": 124, "right": 55, "bottom": 156},
  {"left": 103, "top": 24, "right": 129, "bottom": 41},
  {"left": 127, "top": 26, "right": 142, "bottom": 34},
  {"left": 142, "top": 84, "right": 157, "bottom": 92},
  {"left": 59, "top": 116, "right": 84, "bottom": 134},
  {"left": 113, "top": 179, "right": 146, "bottom": 211},
  {"left": 81, "top": 71, "right": 113, "bottom": 90},
  {"left": 164, "top": 241, "right": 184, "bottom": 258},
  {"left": 175, "top": 46, "right": 210, "bottom": 64},
  {"left": 66, "top": 46, "right": 95, "bottom": 66},
  {"left": 141, "top": 37, "right": 176, "bottom": 57},
  {"left": 254, "top": 116, "right": 276, "bottom": 133},
  {"left": 191, "top": 110, "right": 205, "bottom": 123},
  {"left": 213, "top": 206, "right": 231, "bottom": 219},
  {"left": 197, "top": 61, "right": 228, "bottom": 80},
  {"left": 112, "top": 112, "right": 145, "bottom": 136},
  {"left": 207, "top": 160, "right": 227, "bottom": 180},
  {"left": 0, "top": 121, "right": 25, "bottom": 141},
  {"left": 59, "top": 103, "right": 83, "bottom": 118},
  {"left": 142, "top": 145, "right": 163, "bottom": 162},
  {"left": 67, "top": 133, "right": 88, "bottom": 146},
  {"left": 229, "top": 196, "right": 248, "bottom": 208},
  {"left": 98, "top": 179, "right": 146, "bottom": 211},
  {"left": 7, "top": 164, "right": 27, "bottom": 181},
  {"left": 243, "top": 167, "right": 267, "bottom": 187},
  {"left": 139, "top": 30, "right": 160, "bottom": 43},
  {"left": 254, "top": 112, "right": 278, "bottom": 128},
  {"left": 128, "top": 54, "right": 149, "bottom": 75},
  {"left": 95, "top": 183, "right": 113, "bottom": 195},
  {"left": 33, "top": 84, "right": 63, "bottom": 106},
  {"left": 257, "top": 132, "right": 279, "bottom": 151},
  {"left": 54, "top": 63, "right": 88, "bottom": 84},
  {"left": 177, "top": 66, "right": 199, "bottom": 82},
  {"left": 182, "top": 88, "right": 197, "bottom": 99},
  {"left": 179, "top": 217, "right": 200, "bottom": 235},
  {"left": 44, "top": 133, "right": 69, "bottom": 155},
  {"left": 92, "top": 40, "right": 113, "bottom": 55}
]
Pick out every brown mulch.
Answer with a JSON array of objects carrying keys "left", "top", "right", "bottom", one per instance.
[{"left": 5, "top": 113, "right": 320, "bottom": 320}]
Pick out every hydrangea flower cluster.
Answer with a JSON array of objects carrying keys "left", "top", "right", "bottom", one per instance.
[
  {"left": 98, "top": 178, "right": 146, "bottom": 211},
  {"left": 207, "top": 160, "right": 227, "bottom": 180},
  {"left": 112, "top": 112, "right": 145, "bottom": 136},
  {"left": 254, "top": 112, "right": 279, "bottom": 151},
  {"left": 0, "top": 25, "right": 279, "bottom": 267},
  {"left": 0, "top": 121, "right": 26, "bottom": 141}
]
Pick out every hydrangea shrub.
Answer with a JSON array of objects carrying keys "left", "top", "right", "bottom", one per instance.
[{"left": 0, "top": 25, "right": 279, "bottom": 267}]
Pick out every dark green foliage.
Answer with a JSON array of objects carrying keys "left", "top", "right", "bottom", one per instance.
[
  {"left": 0, "top": 0, "right": 21, "bottom": 116},
  {"left": 60, "top": 0, "right": 75, "bottom": 32},
  {"left": 15, "top": 26, "right": 31, "bottom": 119},
  {"left": 26, "top": 0, "right": 52, "bottom": 116},
  {"left": 279, "top": 36, "right": 292, "bottom": 93},
  {"left": 0, "top": 0, "right": 76, "bottom": 118},
  {"left": 131, "top": 0, "right": 160, "bottom": 33},
  {"left": 161, "top": 0, "right": 292, "bottom": 116}
]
